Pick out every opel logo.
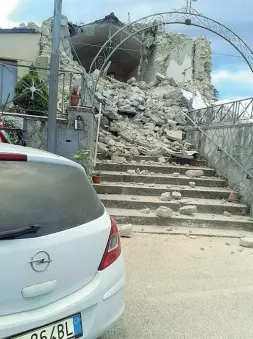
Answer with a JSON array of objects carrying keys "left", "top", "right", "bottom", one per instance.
[{"left": 29, "top": 251, "right": 52, "bottom": 272}]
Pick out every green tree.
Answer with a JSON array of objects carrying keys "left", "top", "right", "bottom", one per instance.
[{"left": 13, "top": 65, "right": 48, "bottom": 115}]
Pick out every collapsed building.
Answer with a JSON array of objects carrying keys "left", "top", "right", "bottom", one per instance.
[{"left": 1, "top": 13, "right": 216, "bottom": 160}]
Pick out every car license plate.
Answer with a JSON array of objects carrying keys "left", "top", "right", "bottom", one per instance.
[{"left": 11, "top": 313, "right": 83, "bottom": 339}]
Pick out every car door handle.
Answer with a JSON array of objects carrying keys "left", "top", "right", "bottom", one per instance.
[{"left": 22, "top": 280, "right": 57, "bottom": 298}]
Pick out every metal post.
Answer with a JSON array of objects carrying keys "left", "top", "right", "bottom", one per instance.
[
  {"left": 46, "top": 0, "right": 62, "bottom": 153},
  {"left": 68, "top": 73, "right": 73, "bottom": 107},
  {"left": 61, "top": 72, "right": 65, "bottom": 115},
  {"left": 93, "top": 103, "right": 102, "bottom": 167}
]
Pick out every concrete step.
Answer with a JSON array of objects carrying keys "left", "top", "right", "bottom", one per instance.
[
  {"left": 128, "top": 225, "right": 253, "bottom": 239},
  {"left": 100, "top": 194, "right": 249, "bottom": 215},
  {"left": 94, "top": 182, "right": 231, "bottom": 200},
  {"left": 97, "top": 153, "right": 207, "bottom": 166},
  {"left": 96, "top": 161, "right": 215, "bottom": 176},
  {"left": 100, "top": 171, "right": 226, "bottom": 187},
  {"left": 107, "top": 208, "right": 253, "bottom": 230}
]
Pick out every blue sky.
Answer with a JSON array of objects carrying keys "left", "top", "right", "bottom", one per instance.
[{"left": 2, "top": 0, "right": 253, "bottom": 100}]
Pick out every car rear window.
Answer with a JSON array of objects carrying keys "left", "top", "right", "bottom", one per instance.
[{"left": 0, "top": 161, "right": 104, "bottom": 238}]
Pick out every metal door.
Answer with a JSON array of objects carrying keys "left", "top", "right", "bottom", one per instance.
[
  {"left": 0, "top": 59, "right": 17, "bottom": 105},
  {"left": 57, "top": 129, "right": 80, "bottom": 159}
]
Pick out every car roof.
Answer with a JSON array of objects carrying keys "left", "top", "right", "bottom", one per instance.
[{"left": 0, "top": 143, "right": 83, "bottom": 169}]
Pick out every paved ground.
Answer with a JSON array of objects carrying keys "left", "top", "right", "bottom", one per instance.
[{"left": 102, "top": 232, "right": 253, "bottom": 339}]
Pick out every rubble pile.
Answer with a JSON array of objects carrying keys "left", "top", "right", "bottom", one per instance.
[
  {"left": 36, "top": 16, "right": 214, "bottom": 159},
  {"left": 96, "top": 73, "right": 209, "bottom": 161}
]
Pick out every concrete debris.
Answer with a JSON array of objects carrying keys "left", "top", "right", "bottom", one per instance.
[
  {"left": 179, "top": 205, "right": 197, "bottom": 215},
  {"left": 172, "top": 191, "right": 182, "bottom": 200},
  {"left": 140, "top": 208, "right": 151, "bottom": 214},
  {"left": 127, "top": 169, "right": 136, "bottom": 175},
  {"left": 160, "top": 192, "right": 171, "bottom": 201},
  {"left": 165, "top": 130, "right": 183, "bottom": 142},
  {"left": 158, "top": 156, "right": 166, "bottom": 164},
  {"left": 185, "top": 169, "right": 204, "bottom": 178},
  {"left": 189, "top": 181, "right": 196, "bottom": 188},
  {"left": 119, "top": 224, "right": 133, "bottom": 238},
  {"left": 173, "top": 173, "right": 180, "bottom": 178},
  {"left": 240, "top": 238, "right": 253, "bottom": 248},
  {"left": 37, "top": 15, "right": 215, "bottom": 160},
  {"left": 223, "top": 211, "right": 232, "bottom": 217},
  {"left": 155, "top": 73, "right": 166, "bottom": 82},
  {"left": 156, "top": 206, "right": 173, "bottom": 218}
]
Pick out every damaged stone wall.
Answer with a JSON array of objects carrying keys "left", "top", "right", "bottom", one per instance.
[
  {"left": 37, "top": 16, "right": 90, "bottom": 112},
  {"left": 140, "top": 33, "right": 194, "bottom": 84},
  {"left": 17, "top": 14, "right": 216, "bottom": 162},
  {"left": 137, "top": 30, "right": 214, "bottom": 100}
]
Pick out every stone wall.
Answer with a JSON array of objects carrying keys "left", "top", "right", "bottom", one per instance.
[
  {"left": 140, "top": 32, "right": 212, "bottom": 89},
  {"left": 186, "top": 122, "right": 253, "bottom": 213},
  {"left": 3, "top": 112, "right": 67, "bottom": 150},
  {"left": 2, "top": 109, "right": 97, "bottom": 160}
]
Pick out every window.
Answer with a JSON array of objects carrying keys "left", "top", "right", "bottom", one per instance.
[{"left": 0, "top": 161, "right": 104, "bottom": 237}]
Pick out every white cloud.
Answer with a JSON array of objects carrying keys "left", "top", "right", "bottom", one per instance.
[
  {"left": 212, "top": 69, "right": 253, "bottom": 88},
  {"left": 0, "top": 0, "right": 28, "bottom": 28}
]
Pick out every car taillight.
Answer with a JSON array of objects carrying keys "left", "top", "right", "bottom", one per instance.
[
  {"left": 98, "top": 217, "right": 121, "bottom": 271},
  {"left": 0, "top": 153, "right": 27, "bottom": 161}
]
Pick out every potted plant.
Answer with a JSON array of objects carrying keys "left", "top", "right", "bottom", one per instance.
[
  {"left": 71, "top": 87, "right": 80, "bottom": 106},
  {"left": 92, "top": 170, "right": 102, "bottom": 184}
]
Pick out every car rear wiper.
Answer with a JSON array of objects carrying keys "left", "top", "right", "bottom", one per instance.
[{"left": 0, "top": 224, "right": 41, "bottom": 240}]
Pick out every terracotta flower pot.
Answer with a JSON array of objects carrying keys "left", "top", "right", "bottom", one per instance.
[
  {"left": 71, "top": 94, "right": 80, "bottom": 106},
  {"left": 228, "top": 190, "right": 240, "bottom": 203},
  {"left": 93, "top": 176, "right": 101, "bottom": 184}
]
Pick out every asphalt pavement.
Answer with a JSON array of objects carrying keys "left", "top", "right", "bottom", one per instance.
[{"left": 102, "top": 232, "right": 253, "bottom": 339}]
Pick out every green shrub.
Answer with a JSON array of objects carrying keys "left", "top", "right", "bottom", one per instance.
[{"left": 13, "top": 66, "right": 48, "bottom": 115}]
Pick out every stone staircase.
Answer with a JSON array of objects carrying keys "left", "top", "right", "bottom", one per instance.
[{"left": 94, "top": 155, "right": 253, "bottom": 230}]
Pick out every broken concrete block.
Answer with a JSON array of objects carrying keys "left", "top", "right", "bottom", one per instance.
[
  {"left": 97, "top": 142, "right": 108, "bottom": 153},
  {"left": 240, "top": 238, "right": 253, "bottom": 248},
  {"left": 156, "top": 206, "right": 173, "bottom": 218},
  {"left": 185, "top": 169, "right": 204, "bottom": 178},
  {"left": 165, "top": 129, "right": 183, "bottom": 142},
  {"left": 111, "top": 155, "right": 127, "bottom": 163},
  {"left": 127, "top": 169, "right": 136, "bottom": 175},
  {"left": 167, "top": 77, "right": 178, "bottom": 87},
  {"left": 173, "top": 172, "right": 180, "bottom": 177},
  {"left": 172, "top": 191, "right": 182, "bottom": 200},
  {"left": 179, "top": 205, "right": 197, "bottom": 215},
  {"left": 155, "top": 73, "right": 166, "bottom": 82},
  {"left": 158, "top": 156, "right": 166, "bottom": 163},
  {"left": 223, "top": 211, "right": 232, "bottom": 217},
  {"left": 189, "top": 181, "right": 196, "bottom": 188},
  {"left": 140, "top": 208, "right": 151, "bottom": 214},
  {"left": 119, "top": 224, "right": 133, "bottom": 238},
  {"left": 160, "top": 192, "right": 171, "bottom": 201},
  {"left": 184, "top": 142, "right": 192, "bottom": 150}
]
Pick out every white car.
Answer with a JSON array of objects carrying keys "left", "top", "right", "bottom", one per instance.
[{"left": 0, "top": 144, "right": 125, "bottom": 339}]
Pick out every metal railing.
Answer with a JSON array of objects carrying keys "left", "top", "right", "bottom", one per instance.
[
  {"left": 188, "top": 97, "right": 253, "bottom": 125},
  {"left": 185, "top": 99, "right": 253, "bottom": 214},
  {"left": 0, "top": 61, "right": 90, "bottom": 116}
]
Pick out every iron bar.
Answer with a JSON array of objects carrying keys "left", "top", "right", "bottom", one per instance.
[{"left": 61, "top": 73, "right": 65, "bottom": 114}]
